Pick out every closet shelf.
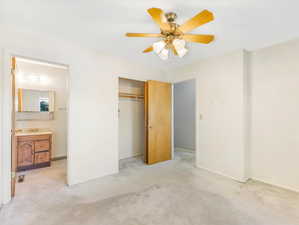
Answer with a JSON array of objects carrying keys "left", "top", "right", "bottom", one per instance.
[{"left": 119, "top": 92, "right": 144, "bottom": 99}]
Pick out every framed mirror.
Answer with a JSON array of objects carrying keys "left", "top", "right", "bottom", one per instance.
[{"left": 17, "top": 88, "right": 55, "bottom": 112}]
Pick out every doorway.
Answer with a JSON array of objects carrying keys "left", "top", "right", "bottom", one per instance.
[
  {"left": 173, "top": 79, "right": 196, "bottom": 165},
  {"left": 118, "top": 77, "right": 145, "bottom": 168},
  {"left": 11, "top": 56, "right": 69, "bottom": 198},
  {"left": 118, "top": 78, "right": 172, "bottom": 169}
]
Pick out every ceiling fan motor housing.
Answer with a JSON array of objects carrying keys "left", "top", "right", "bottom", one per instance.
[{"left": 165, "top": 12, "right": 177, "bottom": 23}]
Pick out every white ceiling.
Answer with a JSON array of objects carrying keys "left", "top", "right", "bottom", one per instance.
[{"left": 2, "top": 0, "right": 299, "bottom": 68}]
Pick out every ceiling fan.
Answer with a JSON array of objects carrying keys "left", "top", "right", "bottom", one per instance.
[{"left": 125, "top": 8, "right": 215, "bottom": 60}]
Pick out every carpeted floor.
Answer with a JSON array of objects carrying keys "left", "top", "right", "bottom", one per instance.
[{"left": 1, "top": 151, "right": 299, "bottom": 225}]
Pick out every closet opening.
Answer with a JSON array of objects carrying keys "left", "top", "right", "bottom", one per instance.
[
  {"left": 173, "top": 79, "right": 196, "bottom": 165},
  {"left": 11, "top": 56, "right": 69, "bottom": 197},
  {"left": 118, "top": 77, "right": 146, "bottom": 168}
]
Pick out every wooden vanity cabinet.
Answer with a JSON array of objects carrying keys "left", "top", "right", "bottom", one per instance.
[{"left": 16, "top": 134, "right": 52, "bottom": 171}]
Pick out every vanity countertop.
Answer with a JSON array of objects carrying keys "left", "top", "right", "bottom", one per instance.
[{"left": 15, "top": 129, "right": 53, "bottom": 137}]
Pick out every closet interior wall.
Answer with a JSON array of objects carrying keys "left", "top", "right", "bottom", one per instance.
[{"left": 118, "top": 78, "right": 145, "bottom": 160}]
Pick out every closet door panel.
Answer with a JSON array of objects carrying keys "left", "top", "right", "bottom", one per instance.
[{"left": 146, "top": 80, "right": 172, "bottom": 164}]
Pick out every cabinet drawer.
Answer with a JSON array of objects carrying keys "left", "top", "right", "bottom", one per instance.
[
  {"left": 35, "top": 152, "right": 50, "bottom": 164},
  {"left": 35, "top": 140, "right": 50, "bottom": 152}
]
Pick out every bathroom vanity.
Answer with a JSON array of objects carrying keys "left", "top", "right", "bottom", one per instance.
[
  {"left": 14, "top": 88, "right": 55, "bottom": 172},
  {"left": 15, "top": 130, "right": 52, "bottom": 172}
]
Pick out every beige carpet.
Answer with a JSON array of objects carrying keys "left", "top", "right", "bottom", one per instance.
[{"left": 1, "top": 152, "right": 299, "bottom": 225}]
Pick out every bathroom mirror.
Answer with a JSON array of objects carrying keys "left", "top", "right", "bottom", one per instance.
[{"left": 17, "top": 88, "right": 55, "bottom": 112}]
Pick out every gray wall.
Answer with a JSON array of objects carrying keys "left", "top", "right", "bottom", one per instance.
[{"left": 174, "top": 79, "right": 195, "bottom": 150}]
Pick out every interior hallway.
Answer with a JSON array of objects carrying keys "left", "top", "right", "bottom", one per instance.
[{"left": 1, "top": 152, "right": 299, "bottom": 225}]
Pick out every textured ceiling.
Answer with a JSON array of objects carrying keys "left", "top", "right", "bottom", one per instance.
[{"left": 2, "top": 0, "right": 299, "bottom": 68}]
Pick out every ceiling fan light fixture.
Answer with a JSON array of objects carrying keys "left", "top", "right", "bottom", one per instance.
[
  {"left": 153, "top": 40, "right": 166, "bottom": 54},
  {"left": 159, "top": 48, "right": 169, "bottom": 60},
  {"left": 125, "top": 8, "right": 215, "bottom": 60}
]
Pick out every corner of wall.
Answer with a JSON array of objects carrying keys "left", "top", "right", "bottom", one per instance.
[
  {"left": 193, "top": 50, "right": 250, "bottom": 183},
  {"left": 243, "top": 49, "right": 251, "bottom": 181}
]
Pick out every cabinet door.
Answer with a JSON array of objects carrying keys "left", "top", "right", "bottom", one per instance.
[
  {"left": 17, "top": 141, "right": 34, "bottom": 167},
  {"left": 35, "top": 152, "right": 50, "bottom": 164}
]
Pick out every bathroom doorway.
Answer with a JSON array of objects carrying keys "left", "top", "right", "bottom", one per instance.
[{"left": 11, "top": 56, "right": 69, "bottom": 198}]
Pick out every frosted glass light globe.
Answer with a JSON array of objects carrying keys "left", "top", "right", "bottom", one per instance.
[
  {"left": 177, "top": 47, "right": 188, "bottom": 58},
  {"left": 173, "top": 39, "right": 186, "bottom": 51},
  {"left": 153, "top": 41, "right": 166, "bottom": 54},
  {"left": 159, "top": 48, "right": 169, "bottom": 60}
]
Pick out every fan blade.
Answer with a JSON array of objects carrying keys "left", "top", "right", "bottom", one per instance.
[
  {"left": 147, "top": 8, "right": 170, "bottom": 31},
  {"left": 126, "top": 33, "right": 162, "bottom": 38},
  {"left": 178, "top": 10, "right": 214, "bottom": 33},
  {"left": 183, "top": 34, "right": 214, "bottom": 44},
  {"left": 143, "top": 46, "right": 154, "bottom": 53}
]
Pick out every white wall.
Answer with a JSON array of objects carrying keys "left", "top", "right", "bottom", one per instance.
[
  {"left": 250, "top": 39, "right": 299, "bottom": 192},
  {"left": 15, "top": 61, "right": 68, "bottom": 158},
  {"left": 0, "top": 28, "right": 164, "bottom": 204},
  {"left": 173, "top": 79, "right": 195, "bottom": 151},
  {"left": 197, "top": 50, "right": 249, "bottom": 182},
  {"left": 168, "top": 50, "right": 249, "bottom": 182},
  {"left": 168, "top": 40, "right": 299, "bottom": 192},
  {"left": 118, "top": 79, "right": 144, "bottom": 159}
]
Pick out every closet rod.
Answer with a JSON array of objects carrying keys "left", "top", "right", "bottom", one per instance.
[{"left": 119, "top": 92, "right": 144, "bottom": 99}]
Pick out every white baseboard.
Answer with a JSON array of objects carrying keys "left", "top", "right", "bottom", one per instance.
[
  {"left": 251, "top": 177, "right": 299, "bottom": 193},
  {"left": 119, "top": 153, "right": 142, "bottom": 160},
  {"left": 197, "top": 165, "right": 299, "bottom": 193},
  {"left": 196, "top": 165, "right": 249, "bottom": 183},
  {"left": 175, "top": 147, "right": 195, "bottom": 153}
]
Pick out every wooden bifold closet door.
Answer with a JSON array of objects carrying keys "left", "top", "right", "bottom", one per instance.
[{"left": 145, "top": 80, "right": 172, "bottom": 164}]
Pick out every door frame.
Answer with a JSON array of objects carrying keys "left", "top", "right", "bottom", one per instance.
[
  {"left": 172, "top": 77, "right": 198, "bottom": 166},
  {"left": 117, "top": 76, "right": 147, "bottom": 163},
  {"left": 0, "top": 50, "right": 70, "bottom": 204},
  {"left": 11, "top": 56, "right": 17, "bottom": 197}
]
